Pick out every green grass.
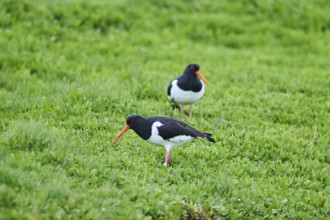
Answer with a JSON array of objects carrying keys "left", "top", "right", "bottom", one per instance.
[{"left": 0, "top": 0, "right": 329, "bottom": 219}]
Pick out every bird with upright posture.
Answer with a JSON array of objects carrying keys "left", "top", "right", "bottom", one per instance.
[
  {"left": 113, "top": 115, "right": 215, "bottom": 166},
  {"left": 167, "top": 64, "right": 209, "bottom": 117}
]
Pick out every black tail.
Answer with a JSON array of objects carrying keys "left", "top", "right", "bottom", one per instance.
[{"left": 204, "top": 133, "right": 215, "bottom": 143}]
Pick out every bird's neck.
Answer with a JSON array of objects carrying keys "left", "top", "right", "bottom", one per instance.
[
  {"left": 177, "top": 72, "right": 203, "bottom": 92},
  {"left": 180, "top": 71, "right": 200, "bottom": 83},
  {"left": 181, "top": 71, "right": 198, "bottom": 82},
  {"left": 131, "top": 119, "right": 152, "bottom": 140}
]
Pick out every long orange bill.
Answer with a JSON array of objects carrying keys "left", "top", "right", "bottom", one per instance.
[
  {"left": 113, "top": 124, "right": 130, "bottom": 143},
  {"left": 196, "top": 71, "right": 209, "bottom": 85}
]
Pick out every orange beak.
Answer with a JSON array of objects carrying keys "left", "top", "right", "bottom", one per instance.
[
  {"left": 113, "top": 124, "right": 130, "bottom": 143},
  {"left": 196, "top": 71, "right": 209, "bottom": 85}
]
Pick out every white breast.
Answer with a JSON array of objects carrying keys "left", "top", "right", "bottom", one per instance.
[{"left": 168, "top": 80, "right": 205, "bottom": 105}]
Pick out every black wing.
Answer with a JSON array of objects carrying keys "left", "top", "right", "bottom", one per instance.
[{"left": 148, "top": 116, "right": 215, "bottom": 142}]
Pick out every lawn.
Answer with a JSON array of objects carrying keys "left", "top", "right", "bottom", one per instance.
[{"left": 0, "top": 0, "right": 329, "bottom": 219}]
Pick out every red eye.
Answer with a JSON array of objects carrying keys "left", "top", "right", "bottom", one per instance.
[
  {"left": 191, "top": 66, "right": 194, "bottom": 70},
  {"left": 131, "top": 118, "right": 135, "bottom": 123}
]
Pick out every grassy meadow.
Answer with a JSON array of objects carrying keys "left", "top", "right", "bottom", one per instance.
[{"left": 0, "top": 0, "right": 329, "bottom": 219}]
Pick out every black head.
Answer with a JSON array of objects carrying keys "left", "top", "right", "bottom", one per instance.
[
  {"left": 126, "top": 115, "right": 144, "bottom": 128},
  {"left": 183, "top": 64, "right": 201, "bottom": 79},
  {"left": 113, "top": 114, "right": 149, "bottom": 143},
  {"left": 124, "top": 114, "right": 151, "bottom": 140},
  {"left": 182, "top": 63, "right": 209, "bottom": 85},
  {"left": 185, "top": 64, "right": 200, "bottom": 72}
]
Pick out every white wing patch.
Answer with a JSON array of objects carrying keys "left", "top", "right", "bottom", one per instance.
[
  {"left": 147, "top": 121, "right": 195, "bottom": 151},
  {"left": 169, "top": 135, "right": 194, "bottom": 143},
  {"left": 147, "top": 122, "right": 166, "bottom": 146}
]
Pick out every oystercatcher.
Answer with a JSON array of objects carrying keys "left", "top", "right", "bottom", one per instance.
[
  {"left": 113, "top": 115, "right": 215, "bottom": 166},
  {"left": 167, "top": 64, "right": 209, "bottom": 117}
]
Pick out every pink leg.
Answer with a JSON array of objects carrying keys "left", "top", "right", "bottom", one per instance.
[
  {"left": 189, "top": 105, "right": 193, "bottom": 118},
  {"left": 164, "top": 151, "right": 171, "bottom": 166},
  {"left": 179, "top": 106, "right": 184, "bottom": 115}
]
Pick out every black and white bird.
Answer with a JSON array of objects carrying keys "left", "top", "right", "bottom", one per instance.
[
  {"left": 167, "top": 64, "right": 209, "bottom": 117},
  {"left": 113, "top": 115, "right": 215, "bottom": 165}
]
